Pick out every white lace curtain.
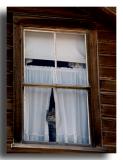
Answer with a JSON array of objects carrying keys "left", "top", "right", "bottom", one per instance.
[{"left": 24, "top": 66, "right": 90, "bottom": 144}]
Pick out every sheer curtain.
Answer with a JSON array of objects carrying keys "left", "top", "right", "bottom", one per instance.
[
  {"left": 24, "top": 66, "right": 90, "bottom": 144},
  {"left": 24, "top": 66, "right": 53, "bottom": 142},
  {"left": 54, "top": 67, "right": 90, "bottom": 144}
]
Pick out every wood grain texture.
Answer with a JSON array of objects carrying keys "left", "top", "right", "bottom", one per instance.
[
  {"left": 13, "top": 23, "right": 23, "bottom": 143},
  {"left": 7, "top": 73, "right": 13, "bottom": 87},
  {"left": 98, "top": 30, "right": 116, "bottom": 42},
  {"left": 101, "top": 104, "right": 116, "bottom": 118},
  {"left": 98, "top": 42, "right": 116, "bottom": 55},
  {"left": 99, "top": 67, "right": 116, "bottom": 80},
  {"left": 99, "top": 55, "right": 116, "bottom": 67},
  {"left": 102, "top": 118, "right": 116, "bottom": 132},
  {"left": 7, "top": 126, "right": 13, "bottom": 141},
  {"left": 7, "top": 111, "right": 13, "bottom": 126},
  {"left": 102, "top": 145, "right": 116, "bottom": 153},
  {"left": 98, "top": 27, "right": 116, "bottom": 152},
  {"left": 100, "top": 79, "right": 116, "bottom": 91},
  {"left": 7, "top": 99, "right": 14, "bottom": 111},
  {"left": 87, "top": 31, "right": 102, "bottom": 147},
  {"left": 100, "top": 92, "right": 116, "bottom": 105},
  {"left": 102, "top": 131, "right": 116, "bottom": 146},
  {"left": 7, "top": 143, "right": 106, "bottom": 153}
]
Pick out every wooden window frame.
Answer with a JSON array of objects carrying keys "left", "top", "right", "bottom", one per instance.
[{"left": 10, "top": 14, "right": 105, "bottom": 153}]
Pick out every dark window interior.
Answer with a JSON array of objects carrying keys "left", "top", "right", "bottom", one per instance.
[
  {"left": 46, "top": 89, "right": 56, "bottom": 142},
  {"left": 25, "top": 59, "right": 86, "bottom": 69},
  {"left": 26, "top": 59, "right": 55, "bottom": 67}
]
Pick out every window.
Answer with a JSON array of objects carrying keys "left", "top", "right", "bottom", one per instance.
[
  {"left": 23, "top": 29, "right": 90, "bottom": 145},
  {"left": 10, "top": 14, "right": 103, "bottom": 153},
  {"left": 7, "top": 6, "right": 117, "bottom": 153}
]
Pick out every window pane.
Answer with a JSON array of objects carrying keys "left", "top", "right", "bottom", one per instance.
[
  {"left": 25, "top": 59, "right": 55, "bottom": 67},
  {"left": 54, "top": 67, "right": 88, "bottom": 86},
  {"left": 24, "top": 30, "right": 54, "bottom": 60},
  {"left": 56, "top": 33, "right": 86, "bottom": 63},
  {"left": 24, "top": 65, "right": 88, "bottom": 86},
  {"left": 54, "top": 88, "right": 90, "bottom": 144},
  {"left": 24, "top": 66, "right": 53, "bottom": 84},
  {"left": 23, "top": 29, "right": 90, "bottom": 145},
  {"left": 24, "top": 86, "right": 52, "bottom": 142},
  {"left": 24, "top": 87, "right": 90, "bottom": 145}
]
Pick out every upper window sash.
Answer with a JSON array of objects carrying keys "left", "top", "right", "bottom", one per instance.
[{"left": 23, "top": 29, "right": 87, "bottom": 64}]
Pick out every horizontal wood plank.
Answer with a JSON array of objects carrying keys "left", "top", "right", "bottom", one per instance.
[
  {"left": 100, "top": 79, "right": 116, "bottom": 91},
  {"left": 99, "top": 67, "right": 116, "bottom": 79},
  {"left": 9, "top": 143, "right": 106, "bottom": 153},
  {"left": 99, "top": 55, "right": 116, "bottom": 67},
  {"left": 103, "top": 145, "right": 116, "bottom": 153},
  {"left": 98, "top": 30, "right": 116, "bottom": 42},
  {"left": 101, "top": 104, "right": 116, "bottom": 118},
  {"left": 103, "top": 131, "right": 116, "bottom": 146},
  {"left": 102, "top": 118, "right": 116, "bottom": 132},
  {"left": 98, "top": 42, "right": 116, "bottom": 55},
  {"left": 100, "top": 92, "right": 116, "bottom": 105}
]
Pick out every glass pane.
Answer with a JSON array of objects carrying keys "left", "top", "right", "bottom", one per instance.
[
  {"left": 24, "top": 86, "right": 52, "bottom": 142},
  {"left": 25, "top": 59, "right": 55, "bottom": 67},
  {"left": 23, "top": 30, "right": 90, "bottom": 145},
  {"left": 24, "top": 30, "right": 54, "bottom": 60},
  {"left": 24, "top": 87, "right": 90, "bottom": 145},
  {"left": 54, "top": 66, "right": 88, "bottom": 86},
  {"left": 56, "top": 33, "right": 86, "bottom": 63},
  {"left": 24, "top": 65, "right": 53, "bottom": 84},
  {"left": 24, "top": 65, "right": 88, "bottom": 86},
  {"left": 54, "top": 88, "right": 90, "bottom": 144}
]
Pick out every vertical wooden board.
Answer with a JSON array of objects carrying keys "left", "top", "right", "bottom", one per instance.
[{"left": 87, "top": 30, "right": 102, "bottom": 146}]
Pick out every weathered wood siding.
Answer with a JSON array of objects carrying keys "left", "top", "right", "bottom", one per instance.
[
  {"left": 98, "top": 30, "right": 116, "bottom": 152},
  {"left": 7, "top": 11, "right": 14, "bottom": 150}
]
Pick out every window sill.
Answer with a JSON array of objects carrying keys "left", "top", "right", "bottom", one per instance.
[{"left": 10, "top": 143, "right": 106, "bottom": 153}]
